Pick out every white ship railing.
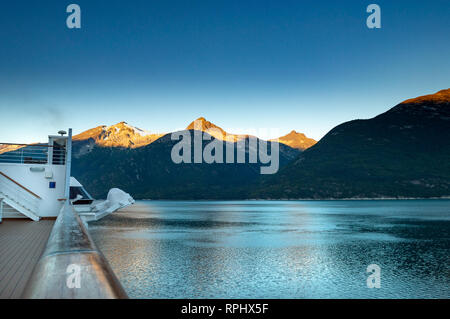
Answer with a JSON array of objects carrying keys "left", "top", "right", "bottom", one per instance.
[{"left": 0, "top": 143, "right": 66, "bottom": 165}]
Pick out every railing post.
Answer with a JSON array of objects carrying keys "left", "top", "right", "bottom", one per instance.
[
  {"left": 0, "top": 198, "right": 3, "bottom": 223},
  {"left": 64, "top": 129, "right": 72, "bottom": 200},
  {"left": 47, "top": 142, "right": 53, "bottom": 165}
]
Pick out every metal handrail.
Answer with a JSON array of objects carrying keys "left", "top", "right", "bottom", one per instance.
[
  {"left": 0, "top": 171, "right": 42, "bottom": 199},
  {"left": 22, "top": 202, "right": 128, "bottom": 299},
  {"left": 0, "top": 143, "right": 55, "bottom": 147}
]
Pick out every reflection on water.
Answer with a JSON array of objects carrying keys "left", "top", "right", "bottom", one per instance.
[{"left": 89, "top": 200, "right": 450, "bottom": 298}]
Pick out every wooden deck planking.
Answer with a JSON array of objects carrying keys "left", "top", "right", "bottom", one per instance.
[{"left": 0, "top": 219, "right": 54, "bottom": 299}]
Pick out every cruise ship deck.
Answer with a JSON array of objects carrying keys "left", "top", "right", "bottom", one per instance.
[{"left": 0, "top": 219, "right": 54, "bottom": 299}]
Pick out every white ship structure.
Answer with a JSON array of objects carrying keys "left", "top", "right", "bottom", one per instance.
[{"left": 0, "top": 129, "right": 134, "bottom": 223}]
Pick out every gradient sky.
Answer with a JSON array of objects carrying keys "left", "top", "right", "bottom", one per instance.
[{"left": 0, "top": 0, "right": 449, "bottom": 143}]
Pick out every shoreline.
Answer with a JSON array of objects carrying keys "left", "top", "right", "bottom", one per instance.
[{"left": 135, "top": 197, "right": 450, "bottom": 201}]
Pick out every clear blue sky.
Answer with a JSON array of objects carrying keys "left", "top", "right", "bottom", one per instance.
[{"left": 0, "top": 0, "right": 449, "bottom": 143}]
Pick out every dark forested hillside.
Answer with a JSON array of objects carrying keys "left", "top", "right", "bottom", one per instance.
[{"left": 255, "top": 89, "right": 450, "bottom": 198}]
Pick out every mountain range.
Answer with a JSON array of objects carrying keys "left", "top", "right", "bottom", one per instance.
[
  {"left": 71, "top": 119, "right": 310, "bottom": 199},
  {"left": 70, "top": 88, "right": 450, "bottom": 199},
  {"left": 72, "top": 118, "right": 316, "bottom": 154}
]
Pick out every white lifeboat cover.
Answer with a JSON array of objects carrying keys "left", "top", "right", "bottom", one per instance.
[{"left": 93, "top": 188, "right": 135, "bottom": 213}]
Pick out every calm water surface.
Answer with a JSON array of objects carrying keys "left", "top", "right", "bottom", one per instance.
[{"left": 89, "top": 200, "right": 450, "bottom": 298}]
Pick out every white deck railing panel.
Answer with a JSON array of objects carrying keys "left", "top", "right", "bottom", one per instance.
[{"left": 0, "top": 172, "right": 41, "bottom": 220}]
